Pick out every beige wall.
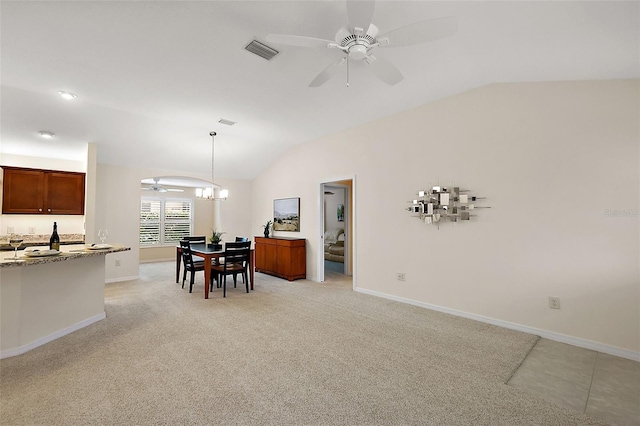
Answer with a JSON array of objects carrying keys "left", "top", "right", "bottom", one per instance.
[
  {"left": 252, "top": 80, "right": 640, "bottom": 357},
  {"left": 215, "top": 176, "right": 254, "bottom": 242}
]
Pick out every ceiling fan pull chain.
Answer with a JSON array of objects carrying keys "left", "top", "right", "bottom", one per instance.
[{"left": 346, "top": 56, "right": 350, "bottom": 87}]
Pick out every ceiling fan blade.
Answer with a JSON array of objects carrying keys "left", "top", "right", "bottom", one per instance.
[
  {"left": 265, "top": 34, "right": 334, "bottom": 49},
  {"left": 367, "top": 56, "right": 404, "bottom": 85},
  {"left": 378, "top": 16, "right": 457, "bottom": 47},
  {"left": 309, "top": 58, "right": 346, "bottom": 87},
  {"left": 346, "top": 0, "right": 375, "bottom": 33}
]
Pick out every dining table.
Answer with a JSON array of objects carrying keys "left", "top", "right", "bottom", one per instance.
[{"left": 176, "top": 243, "right": 254, "bottom": 299}]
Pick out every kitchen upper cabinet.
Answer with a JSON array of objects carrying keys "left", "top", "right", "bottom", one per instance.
[{"left": 1, "top": 167, "right": 85, "bottom": 215}]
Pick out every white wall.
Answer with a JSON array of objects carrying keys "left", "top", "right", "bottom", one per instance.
[
  {"left": 96, "top": 164, "right": 141, "bottom": 281},
  {"left": 252, "top": 80, "right": 640, "bottom": 357}
]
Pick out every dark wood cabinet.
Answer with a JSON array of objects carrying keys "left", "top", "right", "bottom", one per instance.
[
  {"left": 255, "top": 236, "right": 306, "bottom": 281},
  {"left": 2, "top": 167, "right": 85, "bottom": 215}
]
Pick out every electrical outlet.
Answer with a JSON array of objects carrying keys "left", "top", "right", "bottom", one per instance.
[
  {"left": 115, "top": 260, "right": 121, "bottom": 267},
  {"left": 28, "top": 227, "right": 36, "bottom": 234},
  {"left": 7, "top": 226, "right": 15, "bottom": 234},
  {"left": 397, "top": 273, "right": 406, "bottom": 281},
  {"left": 548, "top": 297, "right": 561, "bottom": 309}
]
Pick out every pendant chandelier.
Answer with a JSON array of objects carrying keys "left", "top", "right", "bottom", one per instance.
[{"left": 195, "top": 131, "right": 229, "bottom": 200}]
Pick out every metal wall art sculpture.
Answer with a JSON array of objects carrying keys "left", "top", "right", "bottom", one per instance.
[{"left": 407, "top": 185, "right": 490, "bottom": 228}]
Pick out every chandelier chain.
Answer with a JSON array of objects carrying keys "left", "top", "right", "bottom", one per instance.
[
  {"left": 211, "top": 133, "right": 215, "bottom": 191},
  {"left": 210, "top": 131, "right": 217, "bottom": 194}
]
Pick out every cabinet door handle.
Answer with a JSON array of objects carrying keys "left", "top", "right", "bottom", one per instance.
[
  {"left": 39, "top": 208, "right": 43, "bottom": 212},
  {"left": 47, "top": 208, "right": 52, "bottom": 212}
]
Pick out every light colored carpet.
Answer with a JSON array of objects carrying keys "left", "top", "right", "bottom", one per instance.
[{"left": 0, "top": 262, "right": 606, "bottom": 425}]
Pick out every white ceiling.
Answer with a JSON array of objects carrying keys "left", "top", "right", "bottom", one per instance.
[{"left": 1, "top": 1, "right": 638, "bottom": 181}]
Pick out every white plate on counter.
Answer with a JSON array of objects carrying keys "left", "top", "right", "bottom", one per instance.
[
  {"left": 24, "top": 249, "right": 61, "bottom": 257},
  {"left": 86, "top": 244, "right": 113, "bottom": 250}
]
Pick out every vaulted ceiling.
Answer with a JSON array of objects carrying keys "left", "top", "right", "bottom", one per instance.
[{"left": 1, "top": 1, "right": 638, "bottom": 180}]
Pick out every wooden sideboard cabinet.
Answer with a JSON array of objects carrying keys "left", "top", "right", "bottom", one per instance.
[
  {"left": 1, "top": 166, "right": 86, "bottom": 215},
  {"left": 254, "top": 236, "right": 306, "bottom": 281}
]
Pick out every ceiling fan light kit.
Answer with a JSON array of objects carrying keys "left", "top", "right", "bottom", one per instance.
[{"left": 265, "top": 0, "right": 457, "bottom": 87}]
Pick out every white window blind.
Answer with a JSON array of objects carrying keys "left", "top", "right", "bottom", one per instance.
[{"left": 140, "top": 198, "right": 193, "bottom": 246}]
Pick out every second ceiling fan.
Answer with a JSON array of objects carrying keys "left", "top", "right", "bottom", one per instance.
[
  {"left": 265, "top": 0, "right": 457, "bottom": 87},
  {"left": 142, "top": 178, "right": 184, "bottom": 193}
]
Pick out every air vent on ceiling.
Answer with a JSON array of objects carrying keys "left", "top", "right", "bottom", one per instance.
[
  {"left": 245, "top": 39, "right": 279, "bottom": 61},
  {"left": 218, "top": 118, "right": 236, "bottom": 126}
]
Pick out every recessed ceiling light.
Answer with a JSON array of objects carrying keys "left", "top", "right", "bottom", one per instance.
[
  {"left": 57, "top": 91, "right": 77, "bottom": 100},
  {"left": 38, "top": 131, "right": 55, "bottom": 139}
]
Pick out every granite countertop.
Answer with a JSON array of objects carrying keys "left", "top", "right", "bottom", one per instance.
[
  {"left": 0, "top": 244, "right": 130, "bottom": 268},
  {"left": 0, "top": 234, "right": 85, "bottom": 251}
]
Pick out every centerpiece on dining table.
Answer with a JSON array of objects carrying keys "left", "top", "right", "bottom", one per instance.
[{"left": 209, "top": 229, "right": 225, "bottom": 251}]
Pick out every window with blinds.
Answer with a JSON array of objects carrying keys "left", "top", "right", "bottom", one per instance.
[{"left": 140, "top": 198, "right": 193, "bottom": 246}]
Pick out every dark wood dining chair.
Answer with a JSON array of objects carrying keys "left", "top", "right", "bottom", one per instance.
[
  {"left": 184, "top": 235, "right": 206, "bottom": 243},
  {"left": 210, "top": 242, "right": 251, "bottom": 297},
  {"left": 183, "top": 236, "right": 206, "bottom": 261},
  {"left": 179, "top": 240, "right": 206, "bottom": 293},
  {"left": 229, "top": 240, "right": 251, "bottom": 284}
]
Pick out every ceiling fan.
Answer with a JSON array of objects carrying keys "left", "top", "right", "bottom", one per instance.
[
  {"left": 265, "top": 0, "right": 457, "bottom": 87},
  {"left": 141, "top": 178, "right": 184, "bottom": 193}
]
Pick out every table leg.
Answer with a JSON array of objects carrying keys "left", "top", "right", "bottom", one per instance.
[
  {"left": 204, "top": 255, "right": 211, "bottom": 299},
  {"left": 176, "top": 248, "right": 181, "bottom": 283},
  {"left": 250, "top": 250, "right": 254, "bottom": 291}
]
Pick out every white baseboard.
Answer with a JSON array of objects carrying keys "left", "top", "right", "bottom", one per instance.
[
  {"left": 355, "top": 287, "right": 640, "bottom": 362},
  {"left": 139, "top": 258, "right": 174, "bottom": 264},
  {"left": 0, "top": 312, "right": 106, "bottom": 359},
  {"left": 105, "top": 275, "right": 139, "bottom": 284}
]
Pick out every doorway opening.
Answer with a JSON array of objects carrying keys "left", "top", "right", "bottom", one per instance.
[{"left": 320, "top": 178, "right": 354, "bottom": 286}]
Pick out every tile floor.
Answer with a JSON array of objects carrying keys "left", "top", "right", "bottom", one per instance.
[
  {"left": 508, "top": 338, "right": 640, "bottom": 426},
  {"left": 325, "top": 272, "right": 639, "bottom": 425}
]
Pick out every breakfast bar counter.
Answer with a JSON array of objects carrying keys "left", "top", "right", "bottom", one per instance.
[
  {"left": 0, "top": 245, "right": 129, "bottom": 268},
  {"left": 0, "top": 245, "right": 130, "bottom": 359}
]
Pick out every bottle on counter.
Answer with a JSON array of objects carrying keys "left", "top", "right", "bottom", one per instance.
[{"left": 49, "top": 222, "right": 60, "bottom": 251}]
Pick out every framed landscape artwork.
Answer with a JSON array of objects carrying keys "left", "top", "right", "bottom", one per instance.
[{"left": 273, "top": 197, "right": 300, "bottom": 232}]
